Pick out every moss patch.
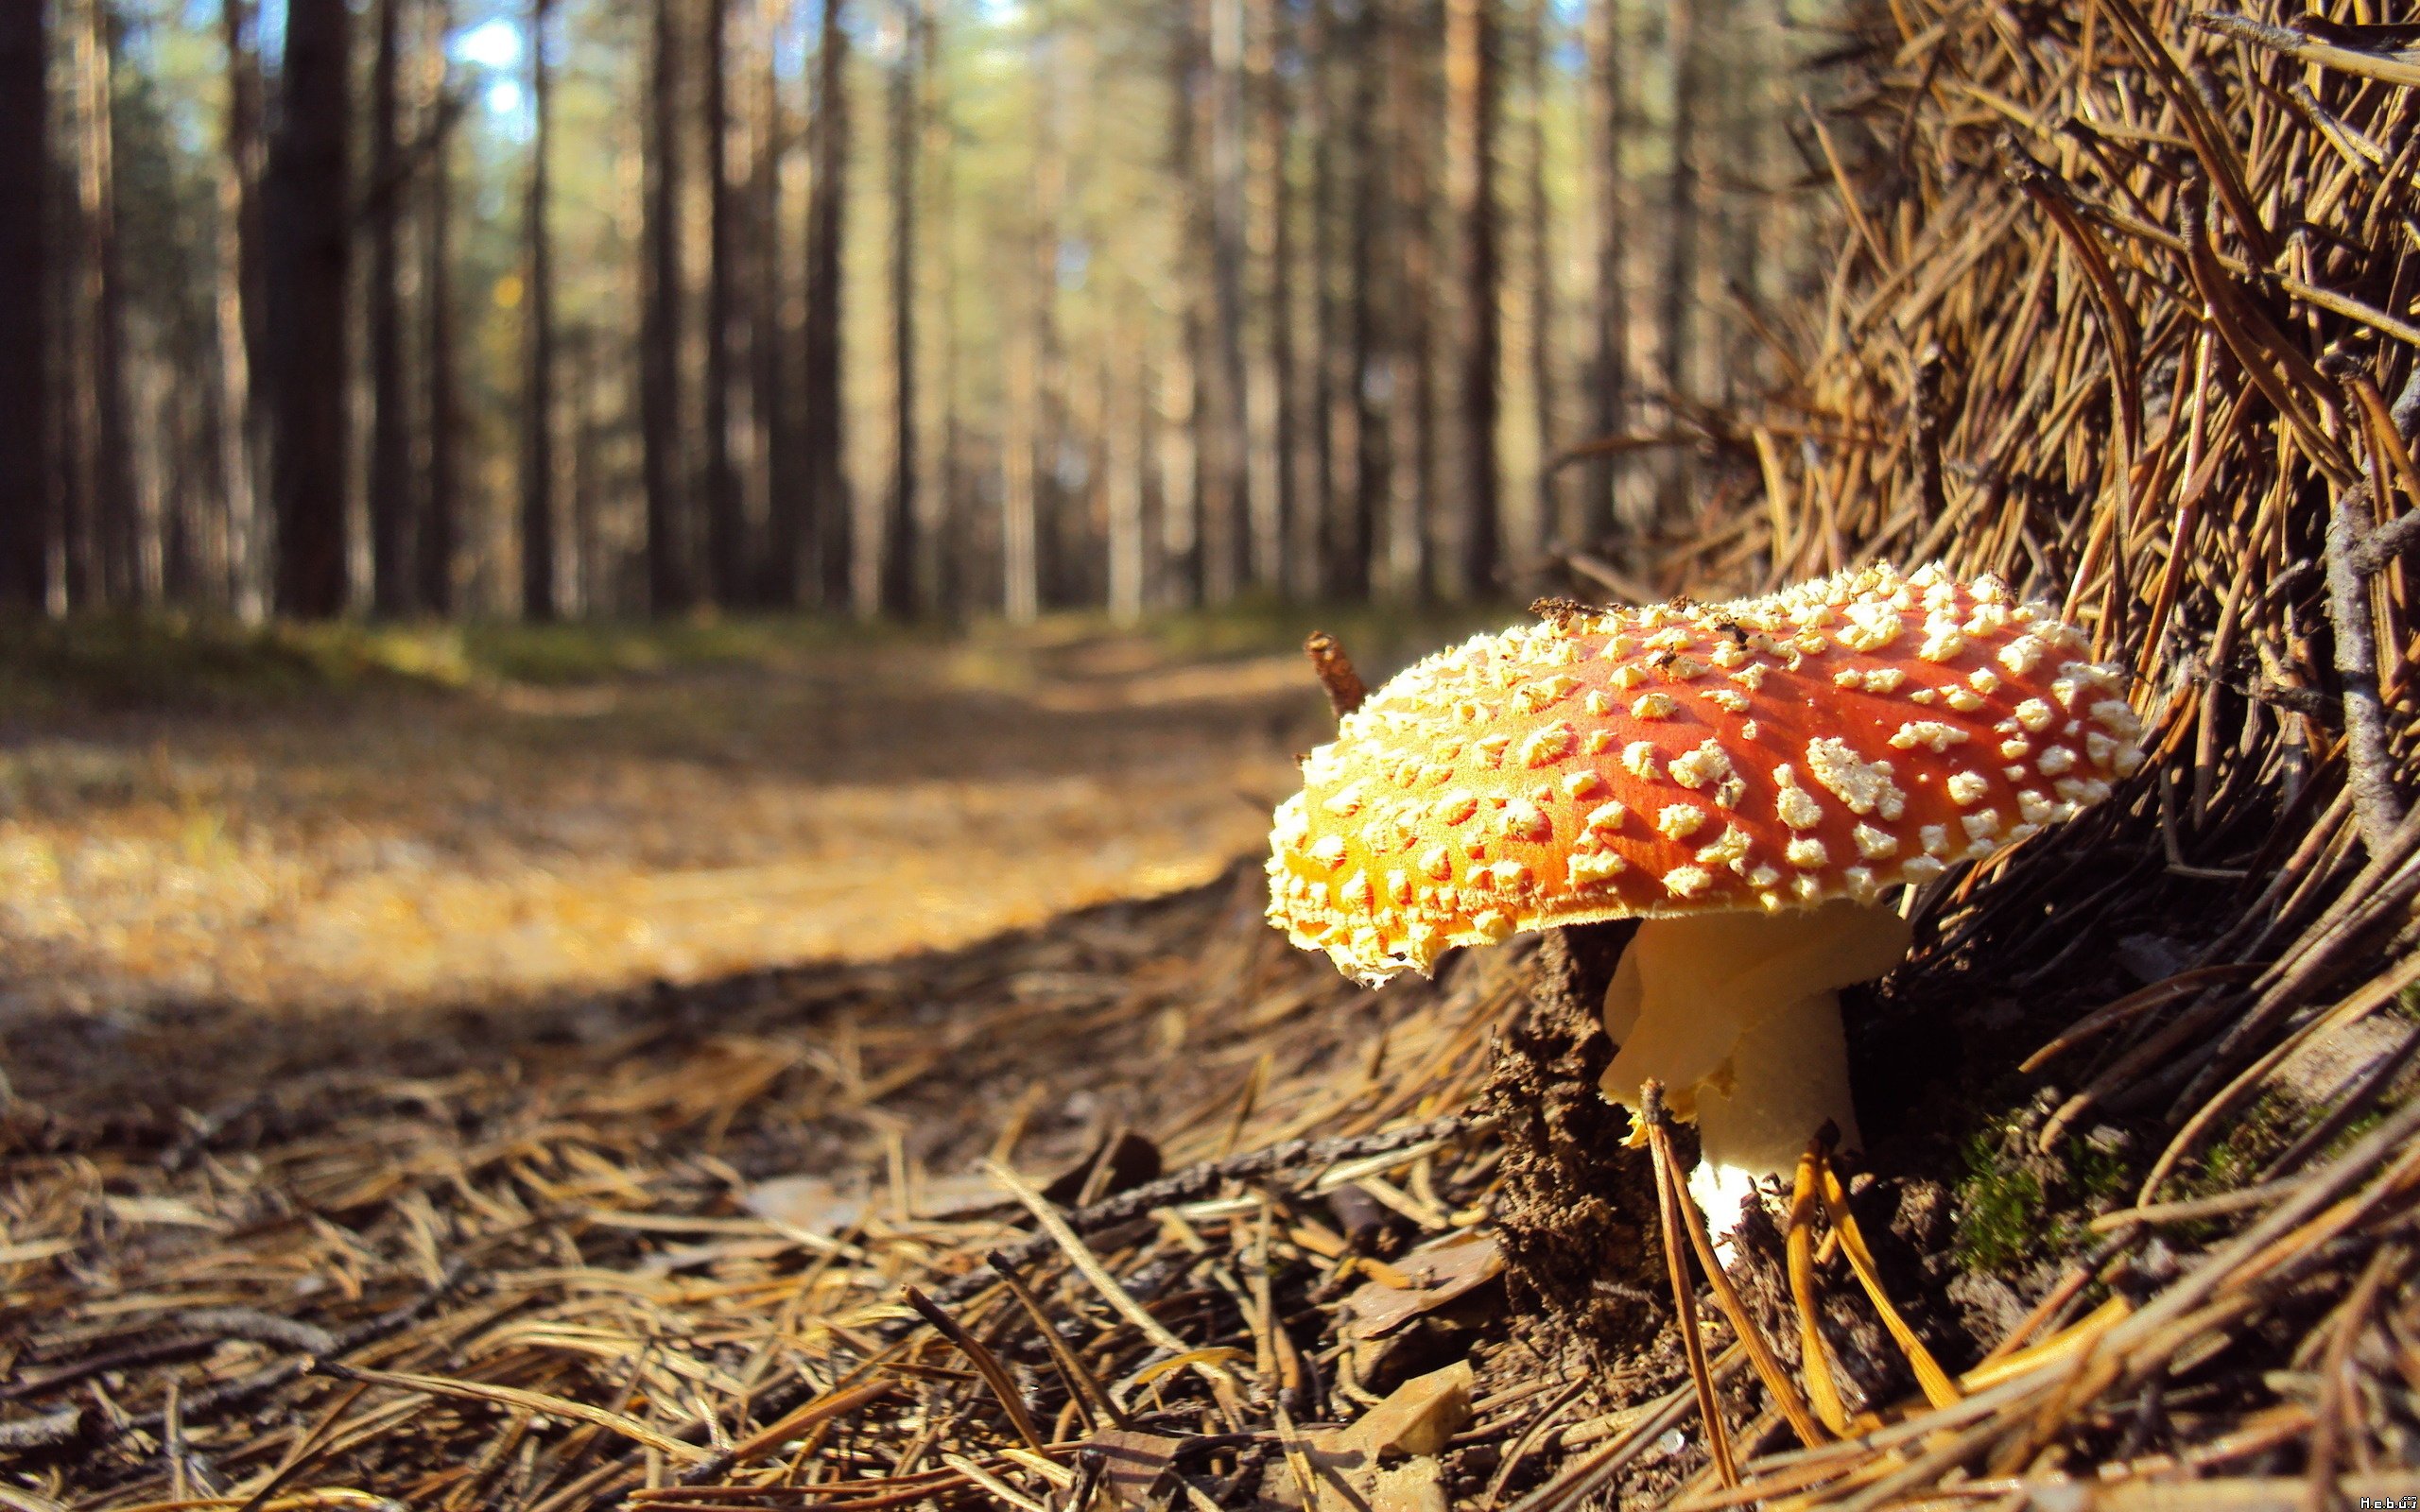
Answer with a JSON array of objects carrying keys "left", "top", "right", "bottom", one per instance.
[{"left": 1952, "top": 1120, "right": 2143, "bottom": 1274}]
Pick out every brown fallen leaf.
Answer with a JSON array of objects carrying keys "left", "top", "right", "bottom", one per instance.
[
  {"left": 1344, "top": 1228, "right": 1504, "bottom": 1339},
  {"left": 1263, "top": 1364, "right": 1474, "bottom": 1512},
  {"left": 1087, "top": 1429, "right": 1185, "bottom": 1509}
]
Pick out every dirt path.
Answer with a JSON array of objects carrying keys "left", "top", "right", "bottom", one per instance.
[{"left": 0, "top": 633, "right": 1332, "bottom": 1030}]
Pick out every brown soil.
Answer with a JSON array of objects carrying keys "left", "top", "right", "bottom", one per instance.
[{"left": 0, "top": 633, "right": 1330, "bottom": 1104}]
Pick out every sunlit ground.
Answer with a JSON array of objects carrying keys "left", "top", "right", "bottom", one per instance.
[{"left": 0, "top": 607, "right": 1499, "bottom": 1021}]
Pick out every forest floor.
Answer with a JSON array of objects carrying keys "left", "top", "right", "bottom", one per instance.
[
  {"left": 0, "top": 608, "right": 1497, "bottom": 1092},
  {"left": 5, "top": 610, "right": 2410, "bottom": 1511}
]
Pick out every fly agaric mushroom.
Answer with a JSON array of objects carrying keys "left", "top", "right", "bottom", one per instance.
[{"left": 1266, "top": 564, "right": 2145, "bottom": 1224}]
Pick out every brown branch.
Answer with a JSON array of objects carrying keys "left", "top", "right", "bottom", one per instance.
[
  {"left": 1303, "top": 632, "right": 1368, "bottom": 719},
  {"left": 2325, "top": 358, "right": 2414, "bottom": 854},
  {"left": 2192, "top": 11, "right": 2420, "bottom": 91},
  {"left": 2325, "top": 481, "right": 2406, "bottom": 853}
]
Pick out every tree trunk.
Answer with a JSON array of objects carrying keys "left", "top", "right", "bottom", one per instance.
[
  {"left": 917, "top": 0, "right": 955, "bottom": 616},
  {"left": 1242, "top": 0, "right": 1288, "bottom": 596},
  {"left": 801, "top": 0, "right": 852, "bottom": 611},
  {"left": 1201, "top": 0, "right": 1248, "bottom": 602},
  {"left": 880, "top": 0, "right": 919, "bottom": 620},
  {"left": 1330, "top": 0, "right": 1382, "bottom": 602},
  {"left": 1445, "top": 0, "right": 1500, "bottom": 598},
  {"left": 1658, "top": 0, "right": 1698, "bottom": 415},
  {"left": 1002, "top": 31, "right": 1061, "bottom": 627},
  {"left": 751, "top": 0, "right": 797, "bottom": 610},
  {"left": 267, "top": 0, "right": 354, "bottom": 618},
  {"left": 1105, "top": 302, "right": 1146, "bottom": 625},
  {"left": 1296, "top": 0, "right": 1337, "bottom": 603},
  {"left": 567, "top": 330, "right": 599, "bottom": 613},
  {"left": 0, "top": 1, "right": 49, "bottom": 610},
  {"left": 519, "top": 0, "right": 558, "bottom": 620},
  {"left": 642, "top": 0, "right": 690, "bottom": 612},
  {"left": 419, "top": 0, "right": 459, "bottom": 615},
  {"left": 368, "top": 0, "right": 412, "bottom": 614},
  {"left": 1582, "top": 0, "right": 1627, "bottom": 555},
  {"left": 66, "top": 0, "right": 137, "bottom": 609},
  {"left": 1524, "top": 0, "right": 1558, "bottom": 566},
  {"left": 1716, "top": 0, "right": 1763, "bottom": 408},
  {"left": 702, "top": 0, "right": 744, "bottom": 605},
  {"left": 1000, "top": 252, "right": 1039, "bottom": 625},
  {"left": 218, "top": 0, "right": 268, "bottom": 622},
  {"left": 1157, "top": 7, "right": 1206, "bottom": 609},
  {"left": 1383, "top": 0, "right": 1435, "bottom": 603}
]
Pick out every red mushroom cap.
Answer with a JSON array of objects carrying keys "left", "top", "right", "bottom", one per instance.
[{"left": 1266, "top": 564, "right": 2147, "bottom": 983}]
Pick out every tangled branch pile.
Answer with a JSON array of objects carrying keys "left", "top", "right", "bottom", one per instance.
[{"left": 7, "top": 0, "right": 2420, "bottom": 1507}]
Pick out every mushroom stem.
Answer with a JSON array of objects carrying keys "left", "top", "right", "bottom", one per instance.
[{"left": 1600, "top": 900, "right": 1912, "bottom": 1231}]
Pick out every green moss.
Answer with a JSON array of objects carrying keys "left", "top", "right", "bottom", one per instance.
[
  {"left": 2068, "top": 1137, "right": 2133, "bottom": 1208},
  {"left": 1954, "top": 1129, "right": 2047, "bottom": 1271},
  {"left": 2319, "top": 1108, "right": 2388, "bottom": 1164},
  {"left": 1952, "top": 1122, "right": 2148, "bottom": 1274},
  {"left": 2184, "top": 1089, "right": 2299, "bottom": 1198}
]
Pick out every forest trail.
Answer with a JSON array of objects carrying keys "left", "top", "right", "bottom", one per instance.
[{"left": 0, "top": 632, "right": 1330, "bottom": 1028}]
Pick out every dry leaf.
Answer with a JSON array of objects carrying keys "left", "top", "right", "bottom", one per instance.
[
  {"left": 1344, "top": 1229, "right": 1503, "bottom": 1339},
  {"left": 1087, "top": 1430, "right": 1185, "bottom": 1509}
]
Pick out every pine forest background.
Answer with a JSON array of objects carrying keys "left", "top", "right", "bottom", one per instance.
[{"left": 0, "top": 0, "right": 1863, "bottom": 627}]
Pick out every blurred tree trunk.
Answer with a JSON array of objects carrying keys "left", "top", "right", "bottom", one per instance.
[
  {"left": 520, "top": 0, "right": 558, "bottom": 620},
  {"left": 267, "top": 0, "right": 354, "bottom": 618},
  {"left": 1658, "top": 0, "right": 1698, "bottom": 443},
  {"left": 1444, "top": 0, "right": 1499, "bottom": 597},
  {"left": 1523, "top": 0, "right": 1557, "bottom": 562},
  {"left": 0, "top": 2, "right": 49, "bottom": 610},
  {"left": 1002, "top": 31, "right": 1061, "bottom": 626},
  {"left": 1582, "top": 0, "right": 1626, "bottom": 554},
  {"left": 66, "top": 0, "right": 136, "bottom": 608},
  {"left": 567, "top": 330, "right": 600, "bottom": 613},
  {"left": 1201, "top": 0, "right": 1248, "bottom": 601},
  {"left": 1000, "top": 269, "right": 1039, "bottom": 625},
  {"left": 1105, "top": 300, "right": 1145, "bottom": 625},
  {"left": 642, "top": 0, "right": 690, "bottom": 612},
  {"left": 917, "top": 1, "right": 956, "bottom": 616},
  {"left": 880, "top": 0, "right": 919, "bottom": 620},
  {"left": 1329, "top": 0, "right": 1381, "bottom": 602},
  {"left": 1159, "top": 7, "right": 1205, "bottom": 609},
  {"left": 801, "top": 0, "right": 852, "bottom": 611},
  {"left": 218, "top": 0, "right": 268, "bottom": 622},
  {"left": 368, "top": 0, "right": 412, "bottom": 615},
  {"left": 1383, "top": 0, "right": 1434, "bottom": 603},
  {"left": 703, "top": 0, "right": 743, "bottom": 605},
  {"left": 1242, "top": 0, "right": 1288, "bottom": 596},
  {"left": 751, "top": 0, "right": 797, "bottom": 610},
  {"left": 418, "top": 0, "right": 459, "bottom": 615},
  {"left": 1297, "top": 0, "right": 1337, "bottom": 603},
  {"left": 1717, "top": 0, "right": 1764, "bottom": 408}
]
